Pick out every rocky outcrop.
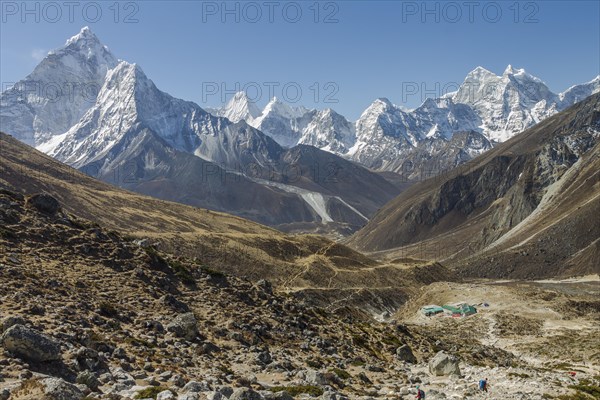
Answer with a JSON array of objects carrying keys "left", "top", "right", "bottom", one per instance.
[
  {"left": 166, "top": 313, "right": 198, "bottom": 341},
  {"left": 26, "top": 194, "right": 61, "bottom": 215},
  {"left": 0, "top": 324, "right": 61, "bottom": 362},
  {"left": 396, "top": 344, "right": 417, "bottom": 363},
  {"left": 230, "top": 388, "right": 263, "bottom": 400},
  {"left": 428, "top": 351, "right": 461, "bottom": 376},
  {"left": 10, "top": 377, "right": 83, "bottom": 400}
]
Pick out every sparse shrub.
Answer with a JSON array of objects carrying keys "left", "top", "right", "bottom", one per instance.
[
  {"left": 330, "top": 368, "right": 351, "bottom": 380},
  {"left": 556, "top": 392, "right": 595, "bottom": 400},
  {"left": 568, "top": 383, "right": 600, "bottom": 398},
  {"left": 134, "top": 387, "right": 170, "bottom": 399},
  {"left": 271, "top": 385, "right": 324, "bottom": 396},
  {"left": 98, "top": 301, "right": 118, "bottom": 318},
  {"left": 144, "top": 246, "right": 168, "bottom": 266},
  {"left": 509, "top": 372, "right": 531, "bottom": 379},
  {"left": 381, "top": 333, "right": 402, "bottom": 347},
  {"left": 217, "top": 364, "right": 234, "bottom": 375},
  {"left": 351, "top": 334, "right": 367, "bottom": 347},
  {"left": 169, "top": 260, "right": 195, "bottom": 285},
  {"left": 88, "top": 331, "right": 104, "bottom": 344},
  {"left": 200, "top": 265, "right": 225, "bottom": 278},
  {"left": 0, "top": 226, "right": 16, "bottom": 239}
]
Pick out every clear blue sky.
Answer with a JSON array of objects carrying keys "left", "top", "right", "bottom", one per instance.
[{"left": 1, "top": 1, "right": 599, "bottom": 119}]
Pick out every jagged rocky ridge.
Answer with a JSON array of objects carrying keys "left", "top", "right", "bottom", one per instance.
[
  {"left": 348, "top": 93, "right": 600, "bottom": 279},
  {"left": 215, "top": 69, "right": 599, "bottom": 175}
]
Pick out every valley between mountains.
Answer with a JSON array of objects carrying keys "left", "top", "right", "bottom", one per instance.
[{"left": 0, "top": 27, "right": 598, "bottom": 400}]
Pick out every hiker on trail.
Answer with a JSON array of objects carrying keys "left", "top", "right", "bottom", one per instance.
[
  {"left": 416, "top": 385, "right": 425, "bottom": 399},
  {"left": 479, "top": 377, "right": 489, "bottom": 392}
]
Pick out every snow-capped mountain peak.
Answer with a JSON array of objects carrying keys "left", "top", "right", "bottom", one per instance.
[
  {"left": 372, "top": 97, "right": 394, "bottom": 108},
  {"left": 261, "top": 96, "right": 308, "bottom": 119},
  {"left": 0, "top": 26, "right": 118, "bottom": 147},
  {"left": 243, "top": 97, "right": 311, "bottom": 147},
  {"left": 358, "top": 98, "right": 397, "bottom": 120},
  {"left": 558, "top": 76, "right": 600, "bottom": 106},
  {"left": 65, "top": 26, "right": 99, "bottom": 46},
  {"left": 502, "top": 64, "right": 539, "bottom": 80},
  {"left": 503, "top": 64, "right": 517, "bottom": 75},
  {"left": 465, "top": 66, "right": 497, "bottom": 80},
  {"left": 52, "top": 26, "right": 117, "bottom": 68},
  {"left": 220, "top": 91, "right": 261, "bottom": 123}
]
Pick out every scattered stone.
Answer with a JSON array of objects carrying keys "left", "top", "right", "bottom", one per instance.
[
  {"left": 256, "top": 350, "right": 272, "bottom": 365},
  {"left": 182, "top": 381, "right": 206, "bottom": 393},
  {"left": 256, "top": 279, "right": 273, "bottom": 295},
  {"left": 76, "top": 370, "right": 101, "bottom": 391},
  {"left": 166, "top": 313, "right": 198, "bottom": 340},
  {"left": 180, "top": 393, "right": 201, "bottom": 400},
  {"left": 161, "top": 294, "right": 190, "bottom": 312},
  {"left": 230, "top": 388, "right": 263, "bottom": 400},
  {"left": 11, "top": 377, "right": 84, "bottom": 400},
  {"left": 156, "top": 390, "right": 176, "bottom": 400},
  {"left": 0, "top": 316, "right": 28, "bottom": 333},
  {"left": 305, "top": 369, "right": 327, "bottom": 386},
  {"left": 26, "top": 193, "right": 61, "bottom": 215},
  {"left": 396, "top": 344, "right": 417, "bottom": 363},
  {"left": 265, "top": 392, "right": 293, "bottom": 400}
]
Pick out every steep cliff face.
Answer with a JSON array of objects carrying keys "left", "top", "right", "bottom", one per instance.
[{"left": 348, "top": 94, "right": 600, "bottom": 278}]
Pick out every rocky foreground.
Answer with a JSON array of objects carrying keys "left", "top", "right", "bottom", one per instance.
[{"left": 0, "top": 190, "right": 599, "bottom": 399}]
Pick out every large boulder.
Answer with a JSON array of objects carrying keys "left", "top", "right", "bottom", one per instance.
[
  {"left": 0, "top": 315, "right": 29, "bottom": 333},
  {"left": 428, "top": 351, "right": 461, "bottom": 376},
  {"left": 305, "top": 369, "right": 327, "bottom": 386},
  {"left": 11, "top": 377, "right": 83, "bottom": 400},
  {"left": 179, "top": 394, "right": 201, "bottom": 400},
  {"left": 76, "top": 371, "right": 100, "bottom": 391},
  {"left": 396, "top": 344, "right": 417, "bottom": 363},
  {"left": 230, "top": 388, "right": 263, "bottom": 400},
  {"left": 156, "top": 390, "right": 176, "bottom": 400},
  {"left": 166, "top": 313, "right": 198, "bottom": 341},
  {"left": 26, "top": 194, "right": 61, "bottom": 215},
  {"left": 182, "top": 381, "right": 208, "bottom": 393},
  {"left": 0, "top": 324, "right": 61, "bottom": 362}
]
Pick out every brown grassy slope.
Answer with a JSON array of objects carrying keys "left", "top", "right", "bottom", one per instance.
[
  {"left": 347, "top": 94, "right": 600, "bottom": 279},
  {"left": 0, "top": 132, "right": 448, "bottom": 309}
]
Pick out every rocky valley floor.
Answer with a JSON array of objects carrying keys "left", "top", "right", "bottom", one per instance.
[{"left": 1, "top": 190, "right": 599, "bottom": 400}]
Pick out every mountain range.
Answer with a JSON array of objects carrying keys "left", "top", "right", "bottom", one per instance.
[
  {"left": 215, "top": 67, "right": 599, "bottom": 176},
  {"left": 0, "top": 27, "right": 399, "bottom": 234},
  {"left": 1, "top": 27, "right": 598, "bottom": 235}
]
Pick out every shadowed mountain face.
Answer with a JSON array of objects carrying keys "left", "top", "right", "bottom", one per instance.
[
  {"left": 81, "top": 127, "right": 317, "bottom": 226},
  {"left": 348, "top": 94, "right": 600, "bottom": 279}
]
